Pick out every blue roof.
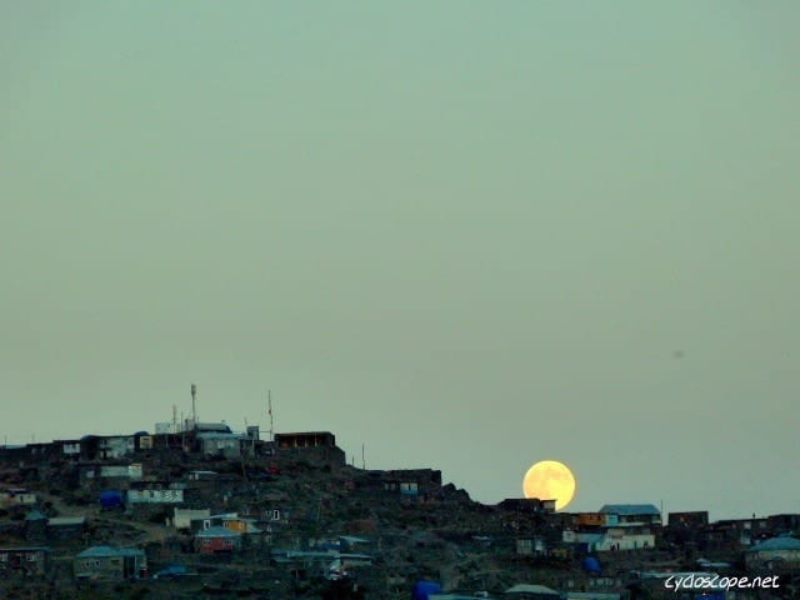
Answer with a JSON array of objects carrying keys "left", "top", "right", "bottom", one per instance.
[
  {"left": 77, "top": 546, "right": 144, "bottom": 558},
  {"left": 195, "top": 526, "right": 242, "bottom": 538},
  {"left": 600, "top": 504, "right": 660, "bottom": 516},
  {"left": 748, "top": 535, "right": 800, "bottom": 552}
]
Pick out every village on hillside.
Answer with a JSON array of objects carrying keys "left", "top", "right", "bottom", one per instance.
[{"left": 0, "top": 401, "right": 797, "bottom": 600}]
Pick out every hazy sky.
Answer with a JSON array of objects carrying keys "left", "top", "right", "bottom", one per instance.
[{"left": 1, "top": 2, "right": 798, "bottom": 519}]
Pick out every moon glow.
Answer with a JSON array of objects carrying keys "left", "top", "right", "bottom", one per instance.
[{"left": 522, "top": 460, "right": 576, "bottom": 511}]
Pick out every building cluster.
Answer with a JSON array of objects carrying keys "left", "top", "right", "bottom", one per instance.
[{"left": 0, "top": 418, "right": 797, "bottom": 599}]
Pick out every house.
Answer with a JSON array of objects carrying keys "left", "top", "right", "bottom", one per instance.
[
  {"left": 599, "top": 504, "right": 661, "bottom": 526},
  {"left": 127, "top": 487, "right": 184, "bottom": 505},
  {"left": 80, "top": 463, "right": 144, "bottom": 483},
  {"left": 47, "top": 516, "right": 87, "bottom": 541},
  {"left": 505, "top": 584, "right": 560, "bottom": 599},
  {"left": 711, "top": 518, "right": 770, "bottom": 547},
  {"left": 59, "top": 440, "right": 82, "bottom": 458},
  {"left": 596, "top": 524, "right": 655, "bottom": 551},
  {"left": 271, "top": 548, "right": 372, "bottom": 575},
  {"left": 275, "top": 431, "right": 336, "bottom": 449},
  {"left": 573, "top": 513, "right": 607, "bottom": 528},
  {"left": 196, "top": 432, "right": 242, "bottom": 459},
  {"left": 766, "top": 514, "right": 800, "bottom": 535},
  {"left": 370, "top": 469, "right": 443, "bottom": 499},
  {"left": 498, "top": 498, "right": 557, "bottom": 514},
  {"left": 0, "top": 547, "right": 49, "bottom": 576},
  {"left": 135, "top": 434, "right": 154, "bottom": 451},
  {"left": 194, "top": 526, "right": 243, "bottom": 554},
  {"left": 172, "top": 508, "right": 211, "bottom": 531},
  {"left": 516, "top": 537, "right": 547, "bottom": 556},
  {"left": 99, "top": 464, "right": 143, "bottom": 480},
  {"left": 97, "top": 436, "right": 135, "bottom": 460},
  {"left": 745, "top": 535, "right": 800, "bottom": 571},
  {"left": 74, "top": 546, "right": 147, "bottom": 581},
  {"left": 668, "top": 511, "right": 709, "bottom": 529},
  {"left": 564, "top": 524, "right": 655, "bottom": 552},
  {"left": 0, "top": 488, "right": 38, "bottom": 507},
  {"left": 190, "top": 513, "right": 261, "bottom": 534}
]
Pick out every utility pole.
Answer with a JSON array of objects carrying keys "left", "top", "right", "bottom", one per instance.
[{"left": 362, "top": 443, "right": 366, "bottom": 470}]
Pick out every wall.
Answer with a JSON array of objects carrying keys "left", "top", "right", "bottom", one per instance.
[
  {"left": 127, "top": 489, "right": 184, "bottom": 504},
  {"left": 173, "top": 509, "right": 211, "bottom": 530}
]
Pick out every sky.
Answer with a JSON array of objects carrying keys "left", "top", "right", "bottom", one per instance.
[{"left": 1, "top": 1, "right": 798, "bottom": 520}]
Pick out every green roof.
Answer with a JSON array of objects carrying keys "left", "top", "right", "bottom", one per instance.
[{"left": 748, "top": 535, "right": 800, "bottom": 552}]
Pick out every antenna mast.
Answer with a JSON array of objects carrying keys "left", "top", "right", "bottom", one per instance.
[
  {"left": 268, "top": 390, "right": 274, "bottom": 442},
  {"left": 191, "top": 383, "right": 197, "bottom": 428}
]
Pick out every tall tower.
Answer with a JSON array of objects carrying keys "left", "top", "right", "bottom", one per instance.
[{"left": 191, "top": 383, "right": 197, "bottom": 428}]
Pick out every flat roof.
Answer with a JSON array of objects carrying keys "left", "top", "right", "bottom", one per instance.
[{"left": 48, "top": 517, "right": 87, "bottom": 526}]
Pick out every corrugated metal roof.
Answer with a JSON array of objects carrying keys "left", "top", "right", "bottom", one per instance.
[
  {"left": 77, "top": 546, "right": 144, "bottom": 558},
  {"left": 599, "top": 504, "right": 660, "bottom": 516}
]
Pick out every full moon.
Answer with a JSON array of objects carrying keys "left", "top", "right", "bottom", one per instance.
[{"left": 522, "top": 460, "right": 576, "bottom": 511}]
